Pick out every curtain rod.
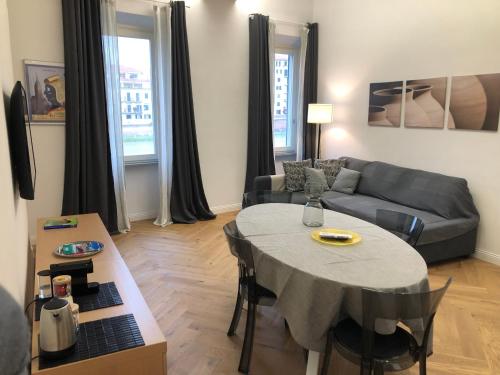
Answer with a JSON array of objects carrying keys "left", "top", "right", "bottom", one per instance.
[
  {"left": 125, "top": 0, "right": 190, "bottom": 8},
  {"left": 249, "top": 14, "right": 307, "bottom": 27}
]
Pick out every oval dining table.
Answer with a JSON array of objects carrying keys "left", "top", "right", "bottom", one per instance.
[{"left": 235, "top": 203, "right": 429, "bottom": 375}]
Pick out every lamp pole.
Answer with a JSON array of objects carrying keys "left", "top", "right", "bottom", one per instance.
[{"left": 316, "top": 124, "right": 321, "bottom": 160}]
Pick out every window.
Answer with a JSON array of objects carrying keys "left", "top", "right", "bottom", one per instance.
[
  {"left": 273, "top": 51, "right": 297, "bottom": 152},
  {"left": 118, "top": 34, "right": 156, "bottom": 162}
]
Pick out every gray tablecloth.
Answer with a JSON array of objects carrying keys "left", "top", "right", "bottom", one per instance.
[{"left": 236, "top": 203, "right": 429, "bottom": 351}]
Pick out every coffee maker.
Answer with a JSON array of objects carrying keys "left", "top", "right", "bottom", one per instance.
[{"left": 49, "top": 259, "right": 100, "bottom": 296}]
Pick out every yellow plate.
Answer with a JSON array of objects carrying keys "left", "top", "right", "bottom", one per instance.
[{"left": 311, "top": 228, "right": 362, "bottom": 246}]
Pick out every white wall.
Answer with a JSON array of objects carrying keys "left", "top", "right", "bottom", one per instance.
[
  {"left": 7, "top": 0, "right": 313, "bottom": 237},
  {"left": 0, "top": 0, "right": 29, "bottom": 305},
  {"left": 313, "top": 0, "right": 500, "bottom": 262},
  {"left": 189, "top": 0, "right": 312, "bottom": 211},
  {"left": 7, "top": 0, "right": 68, "bottom": 238},
  {"left": 7, "top": 0, "right": 161, "bottom": 236}
]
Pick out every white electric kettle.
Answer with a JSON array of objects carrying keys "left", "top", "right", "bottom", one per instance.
[{"left": 39, "top": 298, "right": 78, "bottom": 359}]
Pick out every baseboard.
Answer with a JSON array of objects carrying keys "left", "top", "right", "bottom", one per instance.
[
  {"left": 473, "top": 248, "right": 500, "bottom": 266},
  {"left": 129, "top": 204, "right": 240, "bottom": 221},
  {"left": 129, "top": 210, "right": 157, "bottom": 222},
  {"left": 211, "top": 203, "right": 241, "bottom": 214}
]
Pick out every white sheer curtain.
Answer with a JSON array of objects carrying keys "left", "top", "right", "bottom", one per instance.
[
  {"left": 101, "top": 0, "right": 130, "bottom": 232},
  {"left": 295, "top": 26, "right": 308, "bottom": 161},
  {"left": 153, "top": 4, "right": 173, "bottom": 227}
]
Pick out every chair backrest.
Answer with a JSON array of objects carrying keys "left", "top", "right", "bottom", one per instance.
[
  {"left": 360, "top": 277, "right": 452, "bottom": 356},
  {"left": 242, "top": 190, "right": 293, "bottom": 208},
  {"left": 223, "top": 220, "right": 255, "bottom": 276},
  {"left": 376, "top": 209, "right": 425, "bottom": 246}
]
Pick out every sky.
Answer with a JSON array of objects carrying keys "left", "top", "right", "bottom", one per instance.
[{"left": 118, "top": 36, "right": 151, "bottom": 77}]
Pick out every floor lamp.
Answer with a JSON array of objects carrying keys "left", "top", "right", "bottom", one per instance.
[{"left": 307, "top": 103, "right": 333, "bottom": 160}]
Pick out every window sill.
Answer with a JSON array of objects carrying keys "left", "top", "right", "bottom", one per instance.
[
  {"left": 275, "top": 149, "right": 297, "bottom": 157},
  {"left": 124, "top": 158, "right": 159, "bottom": 166}
]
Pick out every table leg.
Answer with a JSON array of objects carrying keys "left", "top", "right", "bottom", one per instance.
[{"left": 306, "top": 350, "right": 320, "bottom": 375}]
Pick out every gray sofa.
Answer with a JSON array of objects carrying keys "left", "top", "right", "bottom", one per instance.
[{"left": 253, "top": 157, "right": 480, "bottom": 264}]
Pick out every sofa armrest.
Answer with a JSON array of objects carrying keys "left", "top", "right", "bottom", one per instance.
[
  {"left": 418, "top": 216, "right": 480, "bottom": 245},
  {"left": 253, "top": 174, "right": 286, "bottom": 192}
]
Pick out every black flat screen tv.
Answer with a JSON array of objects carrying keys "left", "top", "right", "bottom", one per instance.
[{"left": 7, "top": 81, "right": 36, "bottom": 200}]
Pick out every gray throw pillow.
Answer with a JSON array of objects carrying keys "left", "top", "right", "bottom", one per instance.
[
  {"left": 314, "top": 158, "right": 346, "bottom": 188},
  {"left": 331, "top": 167, "right": 361, "bottom": 194},
  {"left": 283, "top": 159, "right": 312, "bottom": 192},
  {"left": 304, "top": 167, "right": 329, "bottom": 191}
]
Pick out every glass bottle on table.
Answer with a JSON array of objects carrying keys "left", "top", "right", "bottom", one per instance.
[{"left": 302, "top": 182, "right": 324, "bottom": 227}]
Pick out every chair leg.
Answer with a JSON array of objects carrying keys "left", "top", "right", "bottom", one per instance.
[
  {"left": 303, "top": 348, "right": 309, "bottom": 363},
  {"left": 419, "top": 353, "right": 427, "bottom": 375},
  {"left": 360, "top": 359, "right": 372, "bottom": 375},
  {"left": 238, "top": 300, "right": 256, "bottom": 374},
  {"left": 320, "top": 329, "right": 334, "bottom": 375},
  {"left": 227, "top": 288, "right": 244, "bottom": 337},
  {"left": 374, "top": 362, "right": 384, "bottom": 375}
]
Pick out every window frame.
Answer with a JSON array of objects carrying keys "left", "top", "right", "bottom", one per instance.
[
  {"left": 273, "top": 47, "right": 299, "bottom": 156},
  {"left": 117, "top": 25, "right": 159, "bottom": 165}
]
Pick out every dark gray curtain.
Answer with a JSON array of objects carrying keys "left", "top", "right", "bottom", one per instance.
[
  {"left": 61, "top": 0, "right": 118, "bottom": 232},
  {"left": 170, "top": 1, "right": 215, "bottom": 223},
  {"left": 302, "top": 23, "right": 319, "bottom": 160},
  {"left": 244, "top": 14, "right": 275, "bottom": 193}
]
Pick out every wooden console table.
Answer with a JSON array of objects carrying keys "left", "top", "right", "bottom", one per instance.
[{"left": 31, "top": 213, "right": 167, "bottom": 374}]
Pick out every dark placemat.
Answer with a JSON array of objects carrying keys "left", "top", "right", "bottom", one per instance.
[
  {"left": 39, "top": 314, "right": 145, "bottom": 370},
  {"left": 34, "top": 282, "right": 123, "bottom": 321}
]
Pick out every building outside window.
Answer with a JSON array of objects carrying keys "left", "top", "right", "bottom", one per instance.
[
  {"left": 117, "top": 34, "right": 156, "bottom": 162},
  {"left": 273, "top": 50, "right": 297, "bottom": 153}
]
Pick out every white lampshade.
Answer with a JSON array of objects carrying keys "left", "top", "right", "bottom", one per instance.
[{"left": 307, "top": 103, "right": 333, "bottom": 124}]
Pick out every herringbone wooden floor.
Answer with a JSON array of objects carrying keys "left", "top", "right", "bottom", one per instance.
[{"left": 114, "top": 211, "right": 500, "bottom": 375}]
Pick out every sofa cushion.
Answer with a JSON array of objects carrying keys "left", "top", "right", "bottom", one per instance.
[
  {"left": 322, "top": 194, "right": 444, "bottom": 225},
  {"left": 341, "top": 157, "right": 371, "bottom": 172},
  {"left": 331, "top": 168, "right": 361, "bottom": 194},
  {"left": 356, "top": 161, "right": 478, "bottom": 220},
  {"left": 321, "top": 193, "right": 476, "bottom": 245},
  {"left": 284, "top": 190, "right": 347, "bottom": 206},
  {"left": 305, "top": 167, "right": 329, "bottom": 191},
  {"left": 283, "top": 159, "right": 312, "bottom": 192},
  {"left": 314, "top": 158, "right": 346, "bottom": 188}
]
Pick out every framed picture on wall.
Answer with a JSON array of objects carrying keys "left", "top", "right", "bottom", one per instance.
[
  {"left": 404, "top": 77, "right": 448, "bottom": 129},
  {"left": 24, "top": 60, "right": 65, "bottom": 124},
  {"left": 367, "top": 81, "right": 403, "bottom": 127},
  {"left": 448, "top": 73, "right": 500, "bottom": 131}
]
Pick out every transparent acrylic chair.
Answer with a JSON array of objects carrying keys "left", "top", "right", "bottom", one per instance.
[
  {"left": 321, "top": 278, "right": 452, "bottom": 375},
  {"left": 242, "top": 190, "right": 294, "bottom": 208},
  {"left": 223, "top": 221, "right": 276, "bottom": 374},
  {"left": 376, "top": 209, "right": 425, "bottom": 246}
]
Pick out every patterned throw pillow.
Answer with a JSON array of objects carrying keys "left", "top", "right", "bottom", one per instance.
[
  {"left": 283, "top": 159, "right": 313, "bottom": 192},
  {"left": 314, "top": 159, "right": 347, "bottom": 188}
]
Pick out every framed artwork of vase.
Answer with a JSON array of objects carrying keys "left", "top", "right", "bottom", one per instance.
[
  {"left": 368, "top": 81, "right": 403, "bottom": 127},
  {"left": 24, "top": 60, "right": 65, "bottom": 124},
  {"left": 448, "top": 74, "right": 500, "bottom": 131},
  {"left": 404, "top": 77, "right": 447, "bottom": 129}
]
